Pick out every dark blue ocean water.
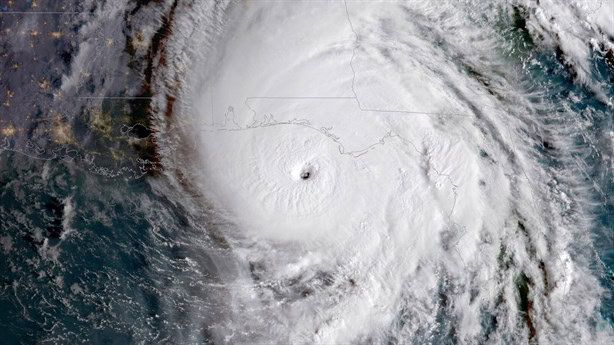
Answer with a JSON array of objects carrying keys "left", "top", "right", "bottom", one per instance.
[
  {"left": 501, "top": 12, "right": 614, "bottom": 325},
  {"left": 0, "top": 153, "right": 225, "bottom": 344},
  {"left": 525, "top": 49, "right": 614, "bottom": 325}
]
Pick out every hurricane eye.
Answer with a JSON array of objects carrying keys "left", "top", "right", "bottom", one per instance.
[{"left": 300, "top": 171, "right": 311, "bottom": 180}]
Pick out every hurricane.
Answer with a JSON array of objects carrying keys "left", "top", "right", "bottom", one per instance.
[{"left": 0, "top": 0, "right": 613, "bottom": 344}]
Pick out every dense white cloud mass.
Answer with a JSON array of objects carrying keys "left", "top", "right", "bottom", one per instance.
[{"left": 152, "top": 0, "right": 613, "bottom": 344}]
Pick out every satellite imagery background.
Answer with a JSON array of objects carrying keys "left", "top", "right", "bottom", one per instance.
[{"left": 0, "top": 0, "right": 613, "bottom": 344}]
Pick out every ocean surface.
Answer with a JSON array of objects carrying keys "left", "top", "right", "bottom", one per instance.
[{"left": 1, "top": 1, "right": 613, "bottom": 344}]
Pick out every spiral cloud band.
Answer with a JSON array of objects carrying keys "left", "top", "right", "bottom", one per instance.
[{"left": 148, "top": 0, "right": 614, "bottom": 344}]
